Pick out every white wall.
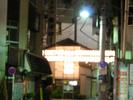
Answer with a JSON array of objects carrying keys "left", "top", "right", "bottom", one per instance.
[
  {"left": 79, "top": 66, "right": 92, "bottom": 97},
  {"left": 56, "top": 23, "right": 74, "bottom": 41},
  {"left": 56, "top": 18, "right": 98, "bottom": 49},
  {"left": 77, "top": 18, "right": 98, "bottom": 49}
]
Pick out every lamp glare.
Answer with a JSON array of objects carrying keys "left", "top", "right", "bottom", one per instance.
[{"left": 80, "top": 10, "right": 89, "bottom": 18}]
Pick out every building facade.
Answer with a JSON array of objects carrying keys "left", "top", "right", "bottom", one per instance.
[{"left": 1, "top": 0, "right": 131, "bottom": 100}]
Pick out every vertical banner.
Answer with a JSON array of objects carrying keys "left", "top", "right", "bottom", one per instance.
[
  {"left": 117, "top": 64, "right": 128, "bottom": 100},
  {"left": 129, "top": 64, "right": 133, "bottom": 84},
  {"left": 129, "top": 64, "right": 133, "bottom": 100}
]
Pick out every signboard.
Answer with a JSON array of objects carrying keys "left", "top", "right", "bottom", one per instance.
[
  {"left": 130, "top": 64, "right": 133, "bottom": 84},
  {"left": 99, "top": 60, "right": 108, "bottom": 68},
  {"left": 42, "top": 46, "right": 115, "bottom": 79},
  {"left": 8, "top": 66, "right": 16, "bottom": 75},
  {"left": 42, "top": 49, "right": 115, "bottom": 63},
  {"left": 52, "top": 61, "right": 79, "bottom": 79},
  {"left": 117, "top": 65, "right": 128, "bottom": 100}
]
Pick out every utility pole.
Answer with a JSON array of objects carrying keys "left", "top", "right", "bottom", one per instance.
[
  {"left": 0, "top": 0, "right": 8, "bottom": 81},
  {"left": 47, "top": 0, "right": 56, "bottom": 46},
  {"left": 36, "top": 0, "right": 45, "bottom": 55},
  {"left": 19, "top": 0, "right": 29, "bottom": 50},
  {"left": 74, "top": 17, "right": 77, "bottom": 42},
  {"left": 98, "top": 3, "right": 107, "bottom": 100},
  {"left": 112, "top": 17, "right": 118, "bottom": 100},
  {"left": 122, "top": 0, "right": 128, "bottom": 60}
]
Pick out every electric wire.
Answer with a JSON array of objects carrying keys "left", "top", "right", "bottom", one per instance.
[
  {"left": 80, "top": 17, "right": 99, "bottom": 43},
  {"left": 57, "top": 17, "right": 99, "bottom": 44},
  {"left": 55, "top": 0, "right": 81, "bottom": 34},
  {"left": 59, "top": 17, "right": 81, "bottom": 33},
  {"left": 55, "top": 0, "right": 99, "bottom": 42},
  {"left": 57, "top": 0, "right": 81, "bottom": 15},
  {"left": 60, "top": 23, "right": 74, "bottom": 32}
]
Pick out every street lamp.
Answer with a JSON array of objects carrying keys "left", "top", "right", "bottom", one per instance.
[
  {"left": 79, "top": 6, "right": 93, "bottom": 18},
  {"left": 74, "top": 6, "right": 92, "bottom": 42},
  {"left": 79, "top": 10, "right": 90, "bottom": 18}
]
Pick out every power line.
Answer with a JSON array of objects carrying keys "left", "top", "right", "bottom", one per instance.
[
  {"left": 56, "top": 16, "right": 99, "bottom": 43},
  {"left": 56, "top": 17, "right": 81, "bottom": 33},
  {"left": 61, "top": 23, "right": 74, "bottom": 32},
  {"left": 80, "top": 18, "right": 99, "bottom": 43},
  {"left": 57, "top": 0, "right": 81, "bottom": 15}
]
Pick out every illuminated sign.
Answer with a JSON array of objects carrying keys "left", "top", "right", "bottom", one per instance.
[
  {"left": 53, "top": 61, "right": 79, "bottom": 79},
  {"left": 42, "top": 50, "right": 115, "bottom": 63},
  {"left": 117, "top": 66, "right": 128, "bottom": 100},
  {"left": 129, "top": 64, "right": 133, "bottom": 84}
]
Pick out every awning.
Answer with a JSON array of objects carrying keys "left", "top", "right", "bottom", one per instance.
[{"left": 26, "top": 52, "right": 52, "bottom": 75}]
